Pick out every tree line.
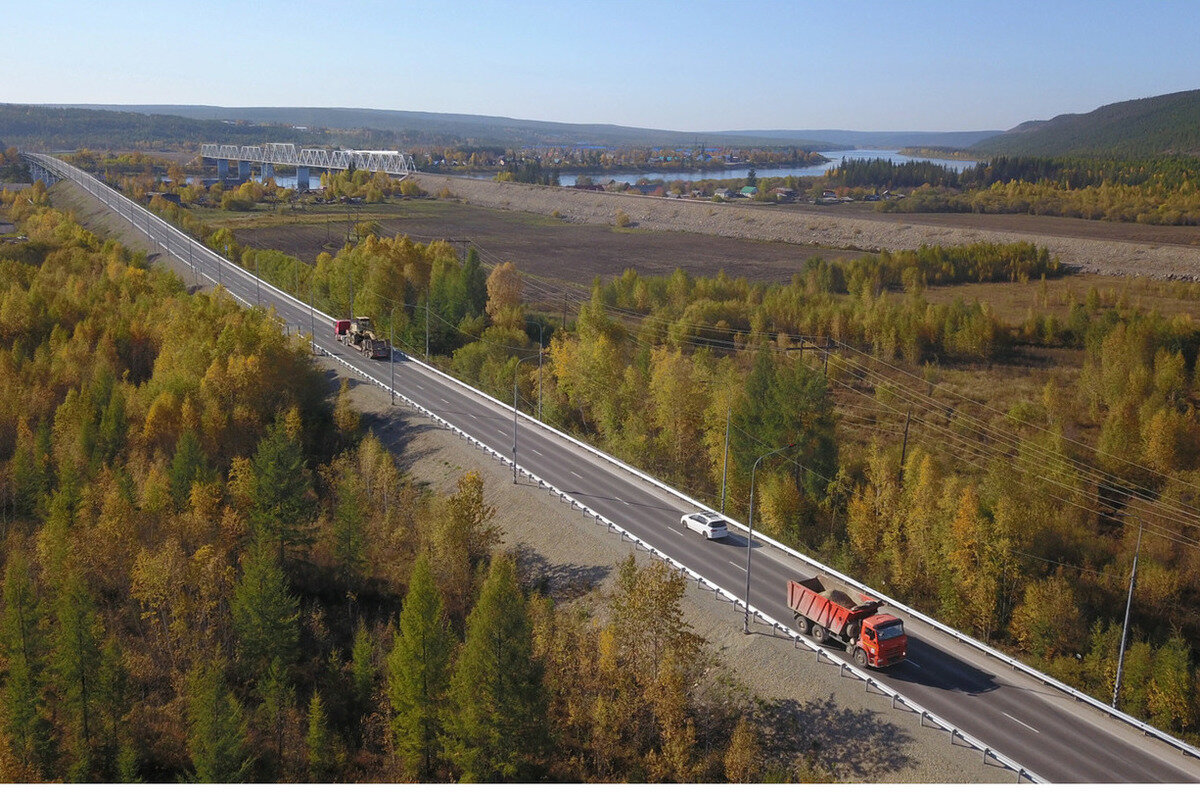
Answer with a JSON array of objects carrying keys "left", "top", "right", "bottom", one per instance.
[
  {"left": 827, "top": 155, "right": 1200, "bottom": 225},
  {"left": 90, "top": 173, "right": 1200, "bottom": 742},
  {"left": 0, "top": 186, "right": 806, "bottom": 782}
]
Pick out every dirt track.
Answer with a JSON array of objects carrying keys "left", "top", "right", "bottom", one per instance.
[{"left": 412, "top": 174, "right": 1200, "bottom": 282}]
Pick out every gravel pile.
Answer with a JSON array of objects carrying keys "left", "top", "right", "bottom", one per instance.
[{"left": 414, "top": 174, "right": 1200, "bottom": 281}]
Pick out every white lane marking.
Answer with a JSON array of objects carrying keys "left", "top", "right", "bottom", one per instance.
[
  {"left": 905, "top": 659, "right": 922, "bottom": 670},
  {"left": 530, "top": 448, "right": 543, "bottom": 456},
  {"left": 1002, "top": 712, "right": 1040, "bottom": 734},
  {"left": 728, "top": 560, "right": 745, "bottom": 571},
  {"left": 674, "top": 528, "right": 685, "bottom": 536},
  {"left": 569, "top": 470, "right": 583, "bottom": 479}
]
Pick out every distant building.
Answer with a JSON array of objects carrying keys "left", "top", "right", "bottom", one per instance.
[{"left": 739, "top": 186, "right": 758, "bottom": 198}]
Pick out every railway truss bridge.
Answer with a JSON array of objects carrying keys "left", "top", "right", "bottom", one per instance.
[{"left": 199, "top": 142, "right": 416, "bottom": 189}]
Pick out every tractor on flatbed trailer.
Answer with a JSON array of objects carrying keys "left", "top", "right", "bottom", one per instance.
[{"left": 335, "top": 317, "right": 389, "bottom": 359}]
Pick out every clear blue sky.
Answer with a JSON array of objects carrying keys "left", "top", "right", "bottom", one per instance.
[{"left": 5, "top": 0, "right": 1198, "bottom": 133}]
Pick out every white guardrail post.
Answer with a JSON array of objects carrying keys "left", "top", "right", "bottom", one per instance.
[{"left": 27, "top": 152, "right": 1197, "bottom": 781}]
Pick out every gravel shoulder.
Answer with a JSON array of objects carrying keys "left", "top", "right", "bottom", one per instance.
[
  {"left": 47, "top": 174, "right": 1005, "bottom": 782},
  {"left": 414, "top": 174, "right": 1200, "bottom": 282},
  {"left": 343, "top": 373, "right": 1001, "bottom": 783}
]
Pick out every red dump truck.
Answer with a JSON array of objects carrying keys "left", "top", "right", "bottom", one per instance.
[
  {"left": 787, "top": 576, "right": 907, "bottom": 668},
  {"left": 334, "top": 317, "right": 390, "bottom": 359}
]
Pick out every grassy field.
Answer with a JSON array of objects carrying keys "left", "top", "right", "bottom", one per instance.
[{"left": 203, "top": 197, "right": 865, "bottom": 287}]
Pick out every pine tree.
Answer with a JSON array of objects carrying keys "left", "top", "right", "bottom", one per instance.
[
  {"left": 255, "top": 657, "right": 295, "bottom": 779},
  {"left": 0, "top": 544, "right": 50, "bottom": 778},
  {"left": 186, "top": 659, "right": 251, "bottom": 782},
  {"left": 388, "top": 553, "right": 453, "bottom": 779},
  {"left": 169, "top": 429, "right": 210, "bottom": 512},
  {"left": 50, "top": 570, "right": 103, "bottom": 781},
  {"left": 231, "top": 539, "right": 300, "bottom": 676},
  {"left": 349, "top": 622, "right": 374, "bottom": 720},
  {"left": 305, "top": 691, "right": 335, "bottom": 781},
  {"left": 249, "top": 421, "right": 314, "bottom": 564},
  {"left": 330, "top": 469, "right": 368, "bottom": 587},
  {"left": 442, "top": 554, "right": 546, "bottom": 781}
]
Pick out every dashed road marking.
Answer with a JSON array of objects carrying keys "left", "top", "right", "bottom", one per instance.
[
  {"left": 728, "top": 560, "right": 745, "bottom": 571},
  {"left": 1003, "top": 712, "right": 1040, "bottom": 734}
]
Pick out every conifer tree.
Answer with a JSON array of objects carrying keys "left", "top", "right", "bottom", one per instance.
[
  {"left": 186, "top": 659, "right": 251, "bottom": 783},
  {"left": 388, "top": 553, "right": 453, "bottom": 779},
  {"left": 249, "top": 421, "right": 314, "bottom": 564},
  {"left": 305, "top": 691, "right": 334, "bottom": 781},
  {"left": 442, "top": 554, "right": 545, "bottom": 781},
  {"left": 724, "top": 715, "right": 760, "bottom": 783},
  {"left": 50, "top": 570, "right": 103, "bottom": 780},
  {"left": 169, "top": 429, "right": 210, "bottom": 512},
  {"left": 0, "top": 544, "right": 50, "bottom": 778},
  {"left": 231, "top": 539, "right": 300, "bottom": 676}
]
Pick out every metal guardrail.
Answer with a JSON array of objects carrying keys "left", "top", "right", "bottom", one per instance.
[{"left": 28, "top": 150, "right": 1197, "bottom": 780}]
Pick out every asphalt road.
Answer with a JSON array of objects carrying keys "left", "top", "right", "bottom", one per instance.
[{"left": 30, "top": 154, "right": 1200, "bottom": 784}]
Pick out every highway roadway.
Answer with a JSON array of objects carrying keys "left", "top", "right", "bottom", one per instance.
[{"left": 30, "top": 154, "right": 1200, "bottom": 783}]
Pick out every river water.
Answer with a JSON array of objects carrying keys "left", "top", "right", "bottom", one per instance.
[
  {"left": 199, "top": 148, "right": 977, "bottom": 189},
  {"left": 555, "top": 149, "right": 978, "bottom": 186}
]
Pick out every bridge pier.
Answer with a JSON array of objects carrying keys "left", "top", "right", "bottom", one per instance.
[
  {"left": 217, "top": 159, "right": 229, "bottom": 181},
  {"left": 262, "top": 162, "right": 274, "bottom": 181},
  {"left": 296, "top": 166, "right": 309, "bottom": 191},
  {"left": 238, "top": 160, "right": 251, "bottom": 182}
]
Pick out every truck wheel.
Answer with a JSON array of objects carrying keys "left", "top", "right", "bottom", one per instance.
[
  {"left": 810, "top": 624, "right": 827, "bottom": 643},
  {"left": 853, "top": 647, "right": 869, "bottom": 668}
]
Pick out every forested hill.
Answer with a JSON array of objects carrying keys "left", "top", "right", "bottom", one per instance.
[
  {"left": 973, "top": 89, "right": 1200, "bottom": 158},
  {"left": 0, "top": 104, "right": 330, "bottom": 151},
  {"left": 53, "top": 104, "right": 844, "bottom": 149}
]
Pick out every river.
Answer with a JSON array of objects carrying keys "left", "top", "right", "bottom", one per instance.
[{"left": 554, "top": 149, "right": 978, "bottom": 187}]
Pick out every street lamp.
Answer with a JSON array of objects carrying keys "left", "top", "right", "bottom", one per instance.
[
  {"left": 744, "top": 443, "right": 797, "bottom": 634},
  {"left": 512, "top": 352, "right": 542, "bottom": 484},
  {"left": 527, "top": 318, "right": 546, "bottom": 419}
]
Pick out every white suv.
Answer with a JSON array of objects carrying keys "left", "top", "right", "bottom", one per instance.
[{"left": 681, "top": 512, "right": 729, "bottom": 540}]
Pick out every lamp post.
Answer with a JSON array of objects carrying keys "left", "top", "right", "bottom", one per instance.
[
  {"left": 527, "top": 318, "right": 546, "bottom": 419},
  {"left": 744, "top": 443, "right": 797, "bottom": 634},
  {"left": 1113, "top": 520, "right": 1143, "bottom": 709},
  {"left": 512, "top": 353, "right": 541, "bottom": 484}
]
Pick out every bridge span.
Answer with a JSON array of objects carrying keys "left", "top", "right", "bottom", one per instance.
[{"left": 200, "top": 142, "right": 416, "bottom": 188}]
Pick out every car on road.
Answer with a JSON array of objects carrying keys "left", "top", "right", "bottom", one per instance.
[{"left": 681, "top": 511, "right": 729, "bottom": 540}]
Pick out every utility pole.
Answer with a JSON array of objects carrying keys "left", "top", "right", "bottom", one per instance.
[
  {"left": 1113, "top": 521, "right": 1143, "bottom": 709},
  {"left": 720, "top": 406, "right": 731, "bottom": 514},
  {"left": 389, "top": 318, "right": 395, "bottom": 405},
  {"left": 425, "top": 297, "right": 430, "bottom": 360},
  {"left": 898, "top": 409, "right": 912, "bottom": 484}
]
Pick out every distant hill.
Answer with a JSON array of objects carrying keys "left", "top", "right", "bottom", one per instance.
[
  {"left": 52, "top": 104, "right": 845, "bottom": 150},
  {"left": 714, "top": 129, "right": 1001, "bottom": 149},
  {"left": 10, "top": 102, "right": 1001, "bottom": 154},
  {"left": 973, "top": 89, "right": 1200, "bottom": 158},
  {"left": 0, "top": 104, "right": 329, "bottom": 151}
]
